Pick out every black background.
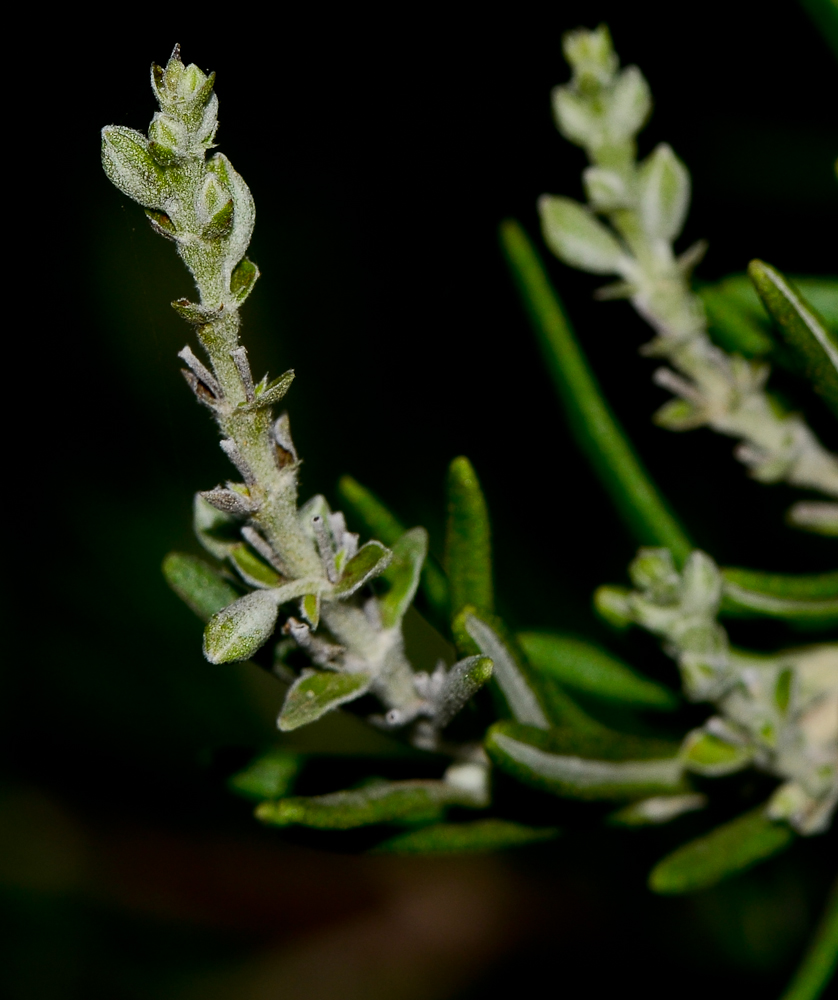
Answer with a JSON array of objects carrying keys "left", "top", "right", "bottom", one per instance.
[{"left": 5, "top": 2, "right": 838, "bottom": 998}]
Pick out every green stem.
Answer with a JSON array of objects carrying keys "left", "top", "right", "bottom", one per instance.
[
  {"left": 780, "top": 873, "right": 838, "bottom": 1000},
  {"left": 500, "top": 218, "right": 692, "bottom": 564}
]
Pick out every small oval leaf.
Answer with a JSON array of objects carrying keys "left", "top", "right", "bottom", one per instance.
[
  {"left": 203, "top": 590, "right": 279, "bottom": 663},
  {"left": 277, "top": 670, "right": 372, "bottom": 732},
  {"left": 333, "top": 540, "right": 392, "bottom": 597},
  {"left": 539, "top": 195, "right": 625, "bottom": 275}
]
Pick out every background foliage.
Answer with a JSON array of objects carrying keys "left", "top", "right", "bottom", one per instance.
[{"left": 6, "top": 2, "right": 837, "bottom": 997}]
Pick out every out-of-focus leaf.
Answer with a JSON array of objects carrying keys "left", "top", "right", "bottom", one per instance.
[
  {"left": 638, "top": 143, "right": 690, "bottom": 241},
  {"left": 681, "top": 729, "right": 754, "bottom": 776},
  {"left": 787, "top": 501, "right": 838, "bottom": 537},
  {"left": 445, "top": 457, "right": 493, "bottom": 617},
  {"left": 721, "top": 567, "right": 838, "bottom": 629},
  {"left": 255, "top": 778, "right": 483, "bottom": 830},
  {"left": 608, "top": 794, "right": 707, "bottom": 827},
  {"left": 539, "top": 195, "right": 626, "bottom": 273},
  {"left": 371, "top": 819, "right": 559, "bottom": 854},
  {"left": 379, "top": 528, "right": 427, "bottom": 630},
  {"left": 162, "top": 552, "right": 240, "bottom": 622},
  {"left": 228, "top": 749, "right": 302, "bottom": 801},
  {"left": 518, "top": 631, "right": 678, "bottom": 710},
  {"left": 749, "top": 260, "right": 838, "bottom": 417},
  {"left": 277, "top": 670, "right": 372, "bottom": 732},
  {"left": 648, "top": 806, "right": 795, "bottom": 895},
  {"left": 778, "top": 868, "right": 838, "bottom": 1000},
  {"left": 333, "top": 540, "right": 392, "bottom": 597},
  {"left": 456, "top": 609, "right": 549, "bottom": 728},
  {"left": 486, "top": 721, "right": 685, "bottom": 801},
  {"left": 203, "top": 590, "right": 279, "bottom": 663}
]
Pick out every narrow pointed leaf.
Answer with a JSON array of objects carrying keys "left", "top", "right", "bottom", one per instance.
[
  {"left": 721, "top": 567, "right": 838, "bottom": 629},
  {"left": 435, "top": 655, "right": 494, "bottom": 729},
  {"left": 371, "top": 819, "right": 559, "bottom": 854},
  {"left": 649, "top": 806, "right": 795, "bottom": 895},
  {"left": 229, "top": 543, "right": 283, "bottom": 588},
  {"left": 379, "top": 527, "right": 427, "bottom": 629},
  {"left": 300, "top": 592, "right": 320, "bottom": 628},
  {"left": 228, "top": 749, "right": 302, "bottom": 801},
  {"left": 333, "top": 539, "right": 392, "bottom": 596},
  {"left": 255, "top": 778, "right": 482, "bottom": 830},
  {"left": 203, "top": 590, "right": 279, "bottom": 663},
  {"left": 779, "top": 871, "right": 838, "bottom": 1000},
  {"left": 240, "top": 369, "right": 294, "bottom": 411},
  {"left": 445, "top": 457, "right": 493, "bottom": 617},
  {"left": 486, "top": 721, "right": 685, "bottom": 801},
  {"left": 539, "top": 195, "right": 626, "bottom": 274},
  {"left": 518, "top": 631, "right": 678, "bottom": 710},
  {"left": 277, "top": 670, "right": 372, "bottom": 732},
  {"left": 460, "top": 610, "right": 549, "bottom": 728},
  {"left": 749, "top": 260, "right": 838, "bottom": 417},
  {"left": 500, "top": 220, "right": 692, "bottom": 563},
  {"left": 162, "top": 552, "right": 241, "bottom": 622}
]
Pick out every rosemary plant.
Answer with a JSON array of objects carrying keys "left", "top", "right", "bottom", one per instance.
[{"left": 102, "top": 29, "right": 837, "bottom": 999}]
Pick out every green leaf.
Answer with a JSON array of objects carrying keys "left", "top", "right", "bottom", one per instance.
[
  {"left": 518, "top": 631, "right": 679, "bottom": 710},
  {"left": 445, "top": 457, "right": 493, "bottom": 616},
  {"left": 239, "top": 369, "right": 295, "bottom": 412},
  {"left": 332, "top": 540, "right": 392, "bottom": 597},
  {"left": 203, "top": 590, "right": 279, "bottom": 664},
  {"left": 230, "top": 256, "right": 260, "bottom": 302},
  {"left": 800, "top": 0, "right": 838, "bottom": 65},
  {"left": 608, "top": 794, "right": 707, "bottom": 827},
  {"left": 434, "top": 656, "right": 494, "bottom": 729},
  {"left": 699, "top": 281, "right": 776, "bottom": 358},
  {"left": 749, "top": 260, "right": 838, "bottom": 417},
  {"left": 720, "top": 567, "right": 838, "bottom": 629},
  {"left": 486, "top": 721, "right": 685, "bottom": 801},
  {"left": 648, "top": 806, "right": 795, "bottom": 895},
  {"left": 162, "top": 552, "right": 241, "bottom": 622},
  {"left": 638, "top": 143, "right": 690, "bottom": 241},
  {"left": 538, "top": 195, "right": 626, "bottom": 274},
  {"left": 300, "top": 592, "right": 320, "bottom": 628},
  {"left": 101, "top": 125, "right": 168, "bottom": 210},
  {"left": 371, "top": 819, "right": 559, "bottom": 854},
  {"left": 378, "top": 528, "right": 427, "bottom": 629},
  {"left": 229, "top": 542, "right": 283, "bottom": 588},
  {"left": 681, "top": 729, "right": 753, "bottom": 776},
  {"left": 227, "top": 749, "right": 302, "bottom": 801},
  {"left": 255, "top": 778, "right": 482, "bottom": 830},
  {"left": 500, "top": 220, "right": 692, "bottom": 564},
  {"left": 458, "top": 610, "right": 549, "bottom": 728},
  {"left": 778, "top": 870, "right": 838, "bottom": 1000},
  {"left": 337, "top": 475, "right": 449, "bottom": 617},
  {"left": 277, "top": 670, "right": 372, "bottom": 732}
]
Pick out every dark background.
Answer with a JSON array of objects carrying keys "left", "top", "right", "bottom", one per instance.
[{"left": 5, "top": 2, "right": 837, "bottom": 998}]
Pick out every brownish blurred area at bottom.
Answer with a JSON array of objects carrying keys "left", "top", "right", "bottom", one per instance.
[{"left": 0, "top": 784, "right": 553, "bottom": 1000}]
